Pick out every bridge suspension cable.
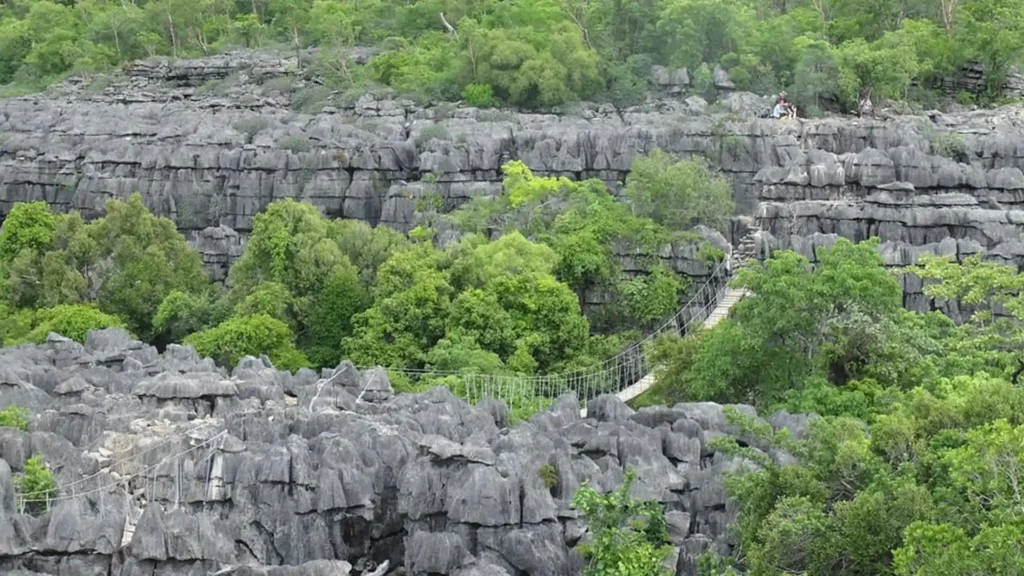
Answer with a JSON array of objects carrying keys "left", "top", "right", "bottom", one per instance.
[{"left": 354, "top": 259, "right": 734, "bottom": 414}]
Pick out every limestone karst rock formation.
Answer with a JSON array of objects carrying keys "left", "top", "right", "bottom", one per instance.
[
  {"left": 3, "top": 51, "right": 1024, "bottom": 306},
  {"left": 0, "top": 328, "right": 816, "bottom": 575}
]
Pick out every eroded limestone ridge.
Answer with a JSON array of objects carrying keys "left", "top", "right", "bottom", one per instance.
[
  {"left": 3, "top": 52, "right": 1024, "bottom": 305},
  {"left": 0, "top": 327, "right": 814, "bottom": 576}
]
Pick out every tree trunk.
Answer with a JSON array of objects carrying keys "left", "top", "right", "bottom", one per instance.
[
  {"left": 165, "top": 5, "right": 178, "bottom": 57},
  {"left": 941, "top": 0, "right": 959, "bottom": 37}
]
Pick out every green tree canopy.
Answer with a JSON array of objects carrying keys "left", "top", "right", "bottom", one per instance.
[
  {"left": 5, "top": 0, "right": 1022, "bottom": 109},
  {"left": 0, "top": 195, "right": 209, "bottom": 341},
  {"left": 654, "top": 247, "right": 1024, "bottom": 576},
  {"left": 226, "top": 198, "right": 398, "bottom": 366},
  {"left": 344, "top": 231, "right": 598, "bottom": 375},
  {"left": 649, "top": 238, "right": 913, "bottom": 408},
  {"left": 453, "top": 159, "right": 707, "bottom": 333},
  {"left": 624, "top": 149, "right": 734, "bottom": 232}
]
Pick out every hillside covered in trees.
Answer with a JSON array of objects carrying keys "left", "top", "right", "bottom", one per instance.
[
  {"left": 2, "top": 0, "right": 1024, "bottom": 112},
  {"left": 632, "top": 239, "right": 1024, "bottom": 574}
]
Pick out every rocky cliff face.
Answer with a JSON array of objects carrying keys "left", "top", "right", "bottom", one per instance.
[
  {"left": 748, "top": 108, "right": 1024, "bottom": 313},
  {"left": 3, "top": 51, "right": 1024, "bottom": 307},
  {"left": 0, "top": 328, "right": 813, "bottom": 576}
]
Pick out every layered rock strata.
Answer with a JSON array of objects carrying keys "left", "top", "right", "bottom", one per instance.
[
  {"left": 747, "top": 108, "right": 1024, "bottom": 311},
  {"left": 3, "top": 52, "right": 1024, "bottom": 309},
  {"left": 0, "top": 328, "right": 814, "bottom": 576}
]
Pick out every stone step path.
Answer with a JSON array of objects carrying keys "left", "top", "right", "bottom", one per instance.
[
  {"left": 579, "top": 287, "right": 749, "bottom": 418},
  {"left": 731, "top": 229, "right": 760, "bottom": 270}
]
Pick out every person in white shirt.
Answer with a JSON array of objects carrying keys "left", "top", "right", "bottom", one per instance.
[{"left": 772, "top": 100, "right": 785, "bottom": 119}]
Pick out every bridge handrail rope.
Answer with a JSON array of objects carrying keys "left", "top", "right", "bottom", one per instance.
[
  {"left": 341, "top": 257, "right": 735, "bottom": 409},
  {"left": 15, "top": 419, "right": 226, "bottom": 499},
  {"left": 15, "top": 408, "right": 267, "bottom": 508},
  {"left": 16, "top": 430, "right": 229, "bottom": 506}
]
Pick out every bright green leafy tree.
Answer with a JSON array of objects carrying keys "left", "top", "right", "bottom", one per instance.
[
  {"left": 672, "top": 249, "right": 1024, "bottom": 576},
  {"left": 624, "top": 149, "right": 734, "bottom": 232}
]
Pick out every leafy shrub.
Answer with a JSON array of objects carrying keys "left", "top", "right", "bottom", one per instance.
[
  {"left": 620, "top": 267, "right": 686, "bottom": 327},
  {"left": 414, "top": 124, "right": 449, "bottom": 147},
  {"left": 630, "top": 331, "right": 704, "bottom": 409},
  {"left": 956, "top": 91, "right": 975, "bottom": 106},
  {"left": 925, "top": 127, "right": 968, "bottom": 162},
  {"left": 461, "top": 83, "right": 498, "bottom": 107},
  {"left": 0, "top": 406, "right": 29, "bottom": 431},
  {"left": 277, "top": 134, "right": 315, "bottom": 152},
  {"left": 2, "top": 194, "right": 209, "bottom": 343},
  {"left": 0, "top": 201, "right": 56, "bottom": 262},
  {"left": 306, "top": 264, "right": 370, "bottom": 367},
  {"left": 692, "top": 63, "right": 715, "bottom": 100},
  {"left": 233, "top": 281, "right": 293, "bottom": 324},
  {"left": 0, "top": 303, "right": 34, "bottom": 346},
  {"left": 27, "top": 304, "right": 124, "bottom": 343},
  {"left": 572, "top": 470, "right": 673, "bottom": 576},
  {"left": 433, "top": 102, "right": 458, "bottom": 120},
  {"left": 183, "top": 313, "right": 310, "bottom": 372},
  {"left": 260, "top": 76, "right": 295, "bottom": 95},
  {"left": 153, "top": 290, "right": 219, "bottom": 344},
  {"left": 539, "top": 463, "right": 559, "bottom": 490},
  {"left": 291, "top": 85, "right": 334, "bottom": 114},
  {"left": 14, "top": 455, "right": 58, "bottom": 515},
  {"left": 195, "top": 74, "right": 243, "bottom": 96},
  {"left": 696, "top": 242, "right": 726, "bottom": 265},
  {"left": 84, "top": 74, "right": 116, "bottom": 95},
  {"left": 388, "top": 371, "right": 436, "bottom": 394}
]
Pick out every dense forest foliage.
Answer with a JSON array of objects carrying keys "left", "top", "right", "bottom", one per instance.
[
  {"left": 2, "top": 0, "right": 1024, "bottom": 111},
  {"left": 631, "top": 239, "right": 1024, "bottom": 574},
  {"left": 0, "top": 153, "right": 729, "bottom": 386}
]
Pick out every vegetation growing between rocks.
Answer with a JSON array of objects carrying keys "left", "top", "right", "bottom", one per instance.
[
  {"left": 538, "top": 463, "right": 559, "bottom": 491},
  {"left": 0, "top": 405, "right": 29, "bottom": 431},
  {"left": 572, "top": 470, "right": 673, "bottom": 576},
  {"left": 635, "top": 238, "right": 1024, "bottom": 574},
  {"left": 14, "top": 454, "right": 58, "bottom": 515},
  {"left": 0, "top": 196, "right": 207, "bottom": 347},
  {"left": 1, "top": 0, "right": 1023, "bottom": 111}
]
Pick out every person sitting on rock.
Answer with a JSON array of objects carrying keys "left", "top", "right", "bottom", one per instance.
[
  {"left": 771, "top": 96, "right": 786, "bottom": 119},
  {"left": 771, "top": 92, "right": 798, "bottom": 120},
  {"left": 782, "top": 93, "right": 798, "bottom": 119}
]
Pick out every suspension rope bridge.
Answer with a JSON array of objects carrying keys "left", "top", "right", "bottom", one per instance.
[
  {"left": 368, "top": 257, "right": 746, "bottom": 417},
  {"left": 584, "top": 285, "right": 748, "bottom": 417}
]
